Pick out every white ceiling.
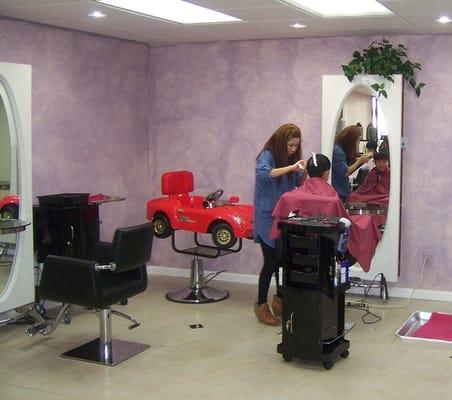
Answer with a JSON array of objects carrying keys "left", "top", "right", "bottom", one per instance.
[{"left": 0, "top": 0, "right": 451, "bottom": 46}]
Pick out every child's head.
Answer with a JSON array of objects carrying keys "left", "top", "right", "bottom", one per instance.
[
  {"left": 373, "top": 150, "right": 390, "bottom": 172},
  {"left": 307, "top": 153, "right": 331, "bottom": 179},
  {"left": 366, "top": 140, "right": 378, "bottom": 155}
]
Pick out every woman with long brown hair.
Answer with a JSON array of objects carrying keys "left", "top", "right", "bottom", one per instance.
[
  {"left": 253, "top": 123, "right": 305, "bottom": 325},
  {"left": 332, "top": 125, "right": 371, "bottom": 202}
]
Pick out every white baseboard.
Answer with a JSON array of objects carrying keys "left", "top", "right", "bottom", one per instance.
[
  {"left": 148, "top": 265, "right": 258, "bottom": 285},
  {"left": 147, "top": 265, "right": 452, "bottom": 301}
]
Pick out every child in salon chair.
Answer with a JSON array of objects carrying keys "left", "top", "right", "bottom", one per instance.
[
  {"left": 271, "top": 153, "right": 381, "bottom": 276},
  {"left": 271, "top": 153, "right": 347, "bottom": 229}
]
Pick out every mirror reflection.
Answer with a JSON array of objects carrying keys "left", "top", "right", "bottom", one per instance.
[
  {"left": 331, "top": 86, "right": 390, "bottom": 232},
  {"left": 0, "top": 90, "right": 18, "bottom": 295}
]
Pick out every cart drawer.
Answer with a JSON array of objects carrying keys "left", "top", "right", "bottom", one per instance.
[
  {"left": 289, "top": 269, "right": 319, "bottom": 285},
  {"left": 290, "top": 252, "right": 318, "bottom": 267},
  {"left": 288, "top": 234, "right": 317, "bottom": 250}
]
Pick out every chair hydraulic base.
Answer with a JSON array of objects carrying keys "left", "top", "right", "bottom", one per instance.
[
  {"left": 62, "top": 338, "right": 150, "bottom": 366},
  {"left": 166, "top": 256, "right": 229, "bottom": 304},
  {"left": 61, "top": 308, "right": 149, "bottom": 366},
  {"left": 166, "top": 285, "right": 229, "bottom": 304}
]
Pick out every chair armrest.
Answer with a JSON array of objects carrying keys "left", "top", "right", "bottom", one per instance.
[{"left": 39, "top": 255, "right": 100, "bottom": 308}]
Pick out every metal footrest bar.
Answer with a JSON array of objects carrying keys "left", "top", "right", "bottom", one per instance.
[
  {"left": 24, "top": 303, "right": 70, "bottom": 336},
  {"left": 111, "top": 309, "right": 140, "bottom": 329}
]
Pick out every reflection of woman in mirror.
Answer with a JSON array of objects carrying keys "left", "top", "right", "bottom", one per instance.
[
  {"left": 349, "top": 150, "right": 390, "bottom": 207},
  {"left": 253, "top": 123, "right": 306, "bottom": 326},
  {"left": 378, "top": 135, "right": 389, "bottom": 153},
  {"left": 332, "top": 125, "right": 371, "bottom": 202}
]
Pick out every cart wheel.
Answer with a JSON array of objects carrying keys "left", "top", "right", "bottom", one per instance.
[
  {"left": 152, "top": 213, "right": 173, "bottom": 238},
  {"left": 120, "top": 298, "right": 128, "bottom": 305},
  {"left": 282, "top": 354, "right": 293, "bottom": 362},
  {"left": 211, "top": 222, "right": 237, "bottom": 249},
  {"left": 323, "top": 360, "right": 333, "bottom": 370},
  {"left": 34, "top": 302, "right": 46, "bottom": 316},
  {"left": 63, "top": 313, "right": 71, "bottom": 324},
  {"left": 340, "top": 350, "right": 350, "bottom": 358}
]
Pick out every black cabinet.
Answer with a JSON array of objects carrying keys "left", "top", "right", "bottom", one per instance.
[
  {"left": 277, "top": 217, "right": 350, "bottom": 369},
  {"left": 33, "top": 203, "right": 100, "bottom": 262}
]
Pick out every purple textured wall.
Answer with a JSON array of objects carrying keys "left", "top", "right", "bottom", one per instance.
[
  {"left": 0, "top": 17, "right": 149, "bottom": 240},
  {"left": 1, "top": 15, "right": 449, "bottom": 291},
  {"left": 148, "top": 35, "right": 452, "bottom": 291}
]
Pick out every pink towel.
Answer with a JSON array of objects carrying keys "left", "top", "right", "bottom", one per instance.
[{"left": 412, "top": 312, "right": 452, "bottom": 342}]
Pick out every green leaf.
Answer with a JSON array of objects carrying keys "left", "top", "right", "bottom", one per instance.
[
  {"left": 370, "top": 83, "right": 381, "bottom": 92},
  {"left": 381, "top": 90, "right": 388, "bottom": 99}
]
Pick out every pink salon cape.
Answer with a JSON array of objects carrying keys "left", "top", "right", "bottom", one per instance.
[
  {"left": 349, "top": 167, "right": 390, "bottom": 206},
  {"left": 270, "top": 177, "right": 381, "bottom": 272}
]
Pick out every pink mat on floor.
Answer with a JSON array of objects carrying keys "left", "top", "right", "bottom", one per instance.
[{"left": 412, "top": 312, "right": 452, "bottom": 342}]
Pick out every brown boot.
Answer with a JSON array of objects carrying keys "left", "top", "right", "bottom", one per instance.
[
  {"left": 254, "top": 303, "right": 279, "bottom": 326},
  {"left": 271, "top": 295, "right": 282, "bottom": 317}
]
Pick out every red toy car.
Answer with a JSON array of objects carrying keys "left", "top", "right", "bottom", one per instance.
[
  {"left": 0, "top": 195, "right": 19, "bottom": 219},
  {"left": 146, "top": 171, "right": 253, "bottom": 249}
]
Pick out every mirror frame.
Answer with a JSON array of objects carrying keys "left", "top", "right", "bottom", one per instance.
[
  {"left": 322, "top": 75, "right": 402, "bottom": 282},
  {"left": 0, "top": 62, "right": 33, "bottom": 313}
]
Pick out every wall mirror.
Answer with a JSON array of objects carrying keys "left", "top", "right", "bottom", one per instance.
[
  {"left": 0, "top": 94, "right": 17, "bottom": 296},
  {"left": 322, "top": 75, "right": 402, "bottom": 282},
  {"left": 0, "top": 62, "right": 33, "bottom": 313}
]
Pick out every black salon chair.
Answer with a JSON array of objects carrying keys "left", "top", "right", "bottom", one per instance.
[{"left": 37, "top": 222, "right": 154, "bottom": 366}]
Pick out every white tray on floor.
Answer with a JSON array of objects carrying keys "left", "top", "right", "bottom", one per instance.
[{"left": 396, "top": 311, "right": 452, "bottom": 345}]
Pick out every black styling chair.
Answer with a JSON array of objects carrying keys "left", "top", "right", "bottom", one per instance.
[{"left": 36, "top": 222, "right": 153, "bottom": 366}]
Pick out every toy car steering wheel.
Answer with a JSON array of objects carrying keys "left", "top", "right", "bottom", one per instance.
[{"left": 205, "top": 189, "right": 224, "bottom": 202}]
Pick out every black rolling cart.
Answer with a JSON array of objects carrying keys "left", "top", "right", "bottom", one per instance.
[
  {"left": 276, "top": 216, "right": 351, "bottom": 370},
  {"left": 33, "top": 195, "right": 99, "bottom": 263}
]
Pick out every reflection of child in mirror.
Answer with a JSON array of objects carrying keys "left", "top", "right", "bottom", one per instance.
[{"left": 349, "top": 149, "right": 390, "bottom": 206}]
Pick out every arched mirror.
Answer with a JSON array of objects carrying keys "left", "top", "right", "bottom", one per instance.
[
  {"left": 0, "top": 62, "right": 33, "bottom": 313},
  {"left": 0, "top": 94, "right": 17, "bottom": 295},
  {"left": 322, "top": 75, "right": 402, "bottom": 282}
]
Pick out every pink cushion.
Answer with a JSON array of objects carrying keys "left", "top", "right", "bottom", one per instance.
[{"left": 161, "top": 171, "right": 194, "bottom": 195}]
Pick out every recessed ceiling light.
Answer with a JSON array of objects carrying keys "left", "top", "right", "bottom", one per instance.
[
  {"left": 290, "top": 23, "right": 307, "bottom": 28},
  {"left": 437, "top": 16, "right": 452, "bottom": 24},
  {"left": 282, "top": 0, "right": 393, "bottom": 17},
  {"left": 88, "top": 11, "right": 106, "bottom": 18},
  {"left": 95, "top": 0, "right": 242, "bottom": 24}
]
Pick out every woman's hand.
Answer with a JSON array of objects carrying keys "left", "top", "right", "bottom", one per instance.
[
  {"left": 270, "top": 160, "right": 306, "bottom": 178},
  {"left": 357, "top": 154, "right": 372, "bottom": 165},
  {"left": 347, "top": 154, "right": 372, "bottom": 175},
  {"left": 292, "top": 159, "right": 306, "bottom": 172}
]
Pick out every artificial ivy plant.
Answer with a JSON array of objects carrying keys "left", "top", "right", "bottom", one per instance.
[{"left": 342, "top": 39, "right": 425, "bottom": 98}]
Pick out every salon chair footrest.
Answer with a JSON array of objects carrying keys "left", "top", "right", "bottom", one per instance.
[
  {"left": 166, "top": 286, "right": 229, "bottom": 304},
  {"left": 62, "top": 338, "right": 150, "bottom": 366}
]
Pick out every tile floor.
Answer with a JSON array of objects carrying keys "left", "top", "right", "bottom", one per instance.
[{"left": 0, "top": 274, "right": 451, "bottom": 400}]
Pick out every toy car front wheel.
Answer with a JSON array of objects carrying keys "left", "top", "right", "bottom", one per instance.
[
  {"left": 1, "top": 204, "right": 18, "bottom": 219},
  {"left": 152, "top": 213, "right": 173, "bottom": 238},
  {"left": 212, "top": 222, "right": 237, "bottom": 249}
]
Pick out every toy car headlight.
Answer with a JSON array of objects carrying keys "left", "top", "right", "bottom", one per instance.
[{"left": 233, "top": 216, "right": 242, "bottom": 225}]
